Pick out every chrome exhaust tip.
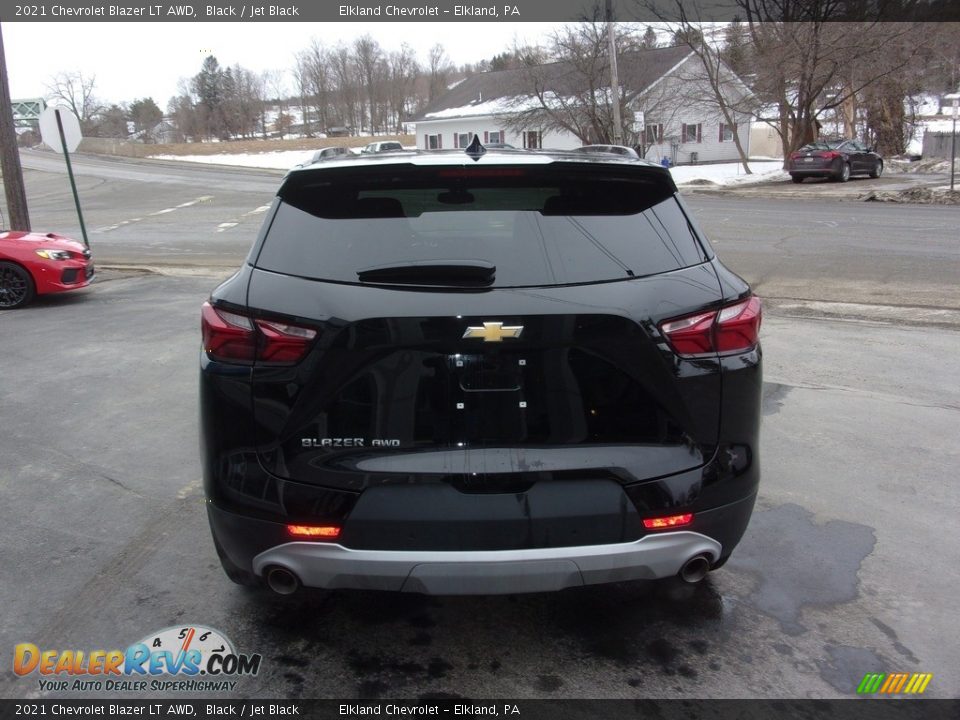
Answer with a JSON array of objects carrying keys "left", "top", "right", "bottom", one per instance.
[
  {"left": 265, "top": 566, "right": 301, "bottom": 596},
  {"left": 678, "top": 555, "right": 711, "bottom": 584}
]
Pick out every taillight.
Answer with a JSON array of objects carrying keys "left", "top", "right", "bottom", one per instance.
[
  {"left": 256, "top": 319, "right": 317, "bottom": 363},
  {"left": 714, "top": 296, "right": 762, "bottom": 353},
  {"left": 201, "top": 302, "right": 257, "bottom": 362},
  {"left": 660, "top": 296, "right": 761, "bottom": 358},
  {"left": 287, "top": 524, "right": 341, "bottom": 540},
  {"left": 643, "top": 513, "right": 694, "bottom": 530},
  {"left": 818, "top": 151, "right": 841, "bottom": 160},
  {"left": 201, "top": 302, "right": 317, "bottom": 365}
]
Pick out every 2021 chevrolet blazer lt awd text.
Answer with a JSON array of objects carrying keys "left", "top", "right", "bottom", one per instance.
[{"left": 200, "top": 144, "right": 762, "bottom": 596}]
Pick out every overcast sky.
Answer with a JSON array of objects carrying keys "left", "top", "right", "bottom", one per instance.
[{"left": 4, "top": 22, "right": 568, "bottom": 108}]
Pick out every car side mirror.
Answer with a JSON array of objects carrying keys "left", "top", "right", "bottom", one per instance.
[{"left": 866, "top": 146, "right": 874, "bottom": 153}]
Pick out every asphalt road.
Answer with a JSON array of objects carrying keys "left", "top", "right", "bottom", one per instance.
[
  {"left": 2, "top": 151, "right": 959, "bottom": 701},
  {"left": 0, "top": 272, "right": 957, "bottom": 700},
  {"left": 11, "top": 149, "right": 960, "bottom": 313}
]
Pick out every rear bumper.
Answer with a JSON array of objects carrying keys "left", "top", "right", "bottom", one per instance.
[
  {"left": 209, "top": 492, "right": 756, "bottom": 594},
  {"left": 789, "top": 167, "right": 835, "bottom": 175},
  {"left": 252, "top": 531, "right": 722, "bottom": 594}
]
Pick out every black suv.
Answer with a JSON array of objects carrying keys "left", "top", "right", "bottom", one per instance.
[{"left": 201, "top": 145, "right": 762, "bottom": 596}]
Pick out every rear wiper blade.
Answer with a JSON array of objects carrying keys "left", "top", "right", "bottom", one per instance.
[{"left": 357, "top": 260, "right": 495, "bottom": 287}]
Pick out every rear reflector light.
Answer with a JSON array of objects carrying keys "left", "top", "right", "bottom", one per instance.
[
  {"left": 287, "top": 525, "right": 341, "bottom": 539},
  {"left": 643, "top": 513, "right": 694, "bottom": 530},
  {"left": 201, "top": 302, "right": 317, "bottom": 365},
  {"left": 660, "top": 296, "right": 761, "bottom": 358}
]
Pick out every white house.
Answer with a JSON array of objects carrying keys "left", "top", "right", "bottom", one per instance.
[{"left": 414, "top": 45, "right": 753, "bottom": 165}]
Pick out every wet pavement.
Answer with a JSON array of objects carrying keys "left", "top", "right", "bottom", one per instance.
[{"left": 1, "top": 273, "right": 957, "bottom": 700}]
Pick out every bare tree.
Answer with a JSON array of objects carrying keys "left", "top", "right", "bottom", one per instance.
[
  {"left": 167, "top": 80, "right": 201, "bottom": 143},
  {"left": 503, "top": 21, "right": 650, "bottom": 144},
  {"left": 222, "top": 64, "right": 263, "bottom": 138},
  {"left": 354, "top": 35, "right": 384, "bottom": 134},
  {"left": 735, "top": 1, "right": 922, "bottom": 163},
  {"left": 388, "top": 44, "right": 419, "bottom": 132},
  {"left": 301, "top": 39, "right": 334, "bottom": 132},
  {"left": 428, "top": 44, "right": 452, "bottom": 103},
  {"left": 291, "top": 52, "right": 312, "bottom": 136},
  {"left": 652, "top": 6, "right": 756, "bottom": 172},
  {"left": 45, "top": 71, "right": 103, "bottom": 131},
  {"left": 331, "top": 44, "right": 360, "bottom": 132}
]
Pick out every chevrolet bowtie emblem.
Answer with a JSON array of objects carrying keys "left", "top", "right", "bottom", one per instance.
[{"left": 462, "top": 321, "right": 523, "bottom": 342}]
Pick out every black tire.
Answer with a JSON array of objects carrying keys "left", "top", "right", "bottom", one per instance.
[
  {"left": 0, "top": 261, "right": 36, "bottom": 309},
  {"left": 869, "top": 160, "right": 883, "bottom": 179},
  {"left": 213, "top": 536, "right": 261, "bottom": 587},
  {"left": 790, "top": 174, "right": 804, "bottom": 184},
  {"left": 835, "top": 161, "right": 851, "bottom": 183}
]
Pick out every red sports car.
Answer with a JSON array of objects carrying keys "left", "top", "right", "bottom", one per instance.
[{"left": 0, "top": 230, "right": 94, "bottom": 309}]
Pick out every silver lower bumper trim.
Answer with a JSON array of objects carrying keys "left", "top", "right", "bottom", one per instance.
[{"left": 252, "top": 531, "right": 722, "bottom": 595}]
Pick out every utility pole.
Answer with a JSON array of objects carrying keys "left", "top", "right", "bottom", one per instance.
[
  {"left": 0, "top": 23, "right": 30, "bottom": 230},
  {"left": 606, "top": 0, "right": 623, "bottom": 145}
]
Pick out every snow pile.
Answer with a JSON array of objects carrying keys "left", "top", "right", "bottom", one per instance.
[
  {"left": 151, "top": 150, "right": 313, "bottom": 169},
  {"left": 862, "top": 187, "right": 960, "bottom": 205},
  {"left": 895, "top": 157, "right": 959, "bottom": 174},
  {"left": 669, "top": 160, "right": 785, "bottom": 186}
]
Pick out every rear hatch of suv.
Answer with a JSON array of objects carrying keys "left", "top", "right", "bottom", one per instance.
[{"left": 242, "top": 159, "right": 725, "bottom": 545}]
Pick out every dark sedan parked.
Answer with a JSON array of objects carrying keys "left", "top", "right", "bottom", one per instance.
[{"left": 787, "top": 139, "right": 883, "bottom": 183}]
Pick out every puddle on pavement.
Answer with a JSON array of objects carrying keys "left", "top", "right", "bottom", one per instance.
[
  {"left": 762, "top": 382, "right": 791, "bottom": 416},
  {"left": 816, "top": 644, "right": 888, "bottom": 694},
  {"left": 729, "top": 503, "right": 876, "bottom": 635}
]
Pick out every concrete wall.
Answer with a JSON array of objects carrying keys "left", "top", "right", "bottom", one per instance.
[
  {"left": 67, "top": 135, "right": 417, "bottom": 159},
  {"left": 77, "top": 138, "right": 155, "bottom": 157}
]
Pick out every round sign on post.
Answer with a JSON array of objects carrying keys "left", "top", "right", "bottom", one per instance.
[{"left": 38, "top": 106, "right": 82, "bottom": 153}]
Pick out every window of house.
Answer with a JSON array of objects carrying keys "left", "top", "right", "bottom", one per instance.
[
  {"left": 719, "top": 123, "right": 736, "bottom": 142},
  {"left": 523, "top": 130, "right": 542, "bottom": 149},
  {"left": 485, "top": 130, "right": 503, "bottom": 144},
  {"left": 425, "top": 133, "right": 442, "bottom": 150},
  {"left": 645, "top": 124, "right": 664, "bottom": 144},
  {"left": 682, "top": 123, "right": 702, "bottom": 143},
  {"left": 454, "top": 132, "right": 474, "bottom": 149}
]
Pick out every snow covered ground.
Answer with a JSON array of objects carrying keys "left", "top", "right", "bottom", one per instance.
[
  {"left": 669, "top": 160, "right": 786, "bottom": 186},
  {"left": 153, "top": 150, "right": 788, "bottom": 185},
  {"left": 151, "top": 149, "right": 316, "bottom": 169}
]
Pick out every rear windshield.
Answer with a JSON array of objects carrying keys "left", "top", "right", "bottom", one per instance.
[{"left": 256, "top": 165, "right": 707, "bottom": 288}]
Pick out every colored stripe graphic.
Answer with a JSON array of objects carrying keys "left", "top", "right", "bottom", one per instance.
[
  {"left": 857, "top": 672, "right": 932, "bottom": 695},
  {"left": 879, "top": 674, "right": 898, "bottom": 693},
  {"left": 857, "top": 673, "right": 886, "bottom": 694}
]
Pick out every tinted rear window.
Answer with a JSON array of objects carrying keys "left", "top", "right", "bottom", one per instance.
[{"left": 256, "top": 165, "right": 706, "bottom": 287}]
